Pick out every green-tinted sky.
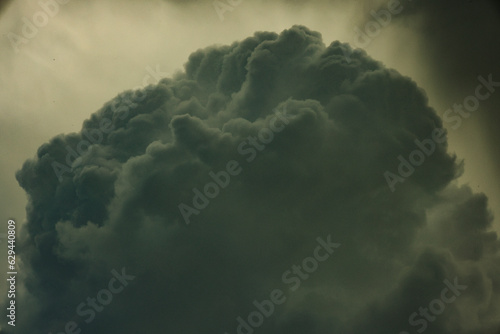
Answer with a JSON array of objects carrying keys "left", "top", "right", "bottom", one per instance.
[{"left": 0, "top": 1, "right": 499, "bottom": 333}]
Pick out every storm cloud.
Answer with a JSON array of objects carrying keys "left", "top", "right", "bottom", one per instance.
[{"left": 4, "top": 25, "right": 500, "bottom": 334}]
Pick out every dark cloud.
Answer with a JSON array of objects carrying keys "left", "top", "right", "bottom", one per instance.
[
  {"left": 4, "top": 25, "right": 500, "bottom": 334},
  {"left": 370, "top": 0, "right": 500, "bottom": 177}
]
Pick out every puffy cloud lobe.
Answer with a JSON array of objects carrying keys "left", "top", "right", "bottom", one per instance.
[
  {"left": 5, "top": 26, "right": 500, "bottom": 334},
  {"left": 371, "top": 0, "right": 500, "bottom": 174}
]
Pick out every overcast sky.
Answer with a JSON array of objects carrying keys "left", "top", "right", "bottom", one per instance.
[{"left": 0, "top": 0, "right": 499, "bottom": 333}]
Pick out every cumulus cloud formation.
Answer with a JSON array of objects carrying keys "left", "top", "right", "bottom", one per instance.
[
  {"left": 5, "top": 26, "right": 500, "bottom": 334},
  {"left": 367, "top": 0, "right": 500, "bottom": 176}
]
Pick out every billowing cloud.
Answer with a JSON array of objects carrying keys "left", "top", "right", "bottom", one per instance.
[
  {"left": 4, "top": 25, "right": 500, "bottom": 334},
  {"left": 359, "top": 0, "right": 500, "bottom": 209}
]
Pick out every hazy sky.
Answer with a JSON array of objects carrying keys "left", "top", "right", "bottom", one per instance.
[{"left": 0, "top": 0, "right": 499, "bottom": 333}]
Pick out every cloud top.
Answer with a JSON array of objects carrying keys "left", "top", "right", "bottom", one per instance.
[{"left": 8, "top": 25, "right": 499, "bottom": 334}]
